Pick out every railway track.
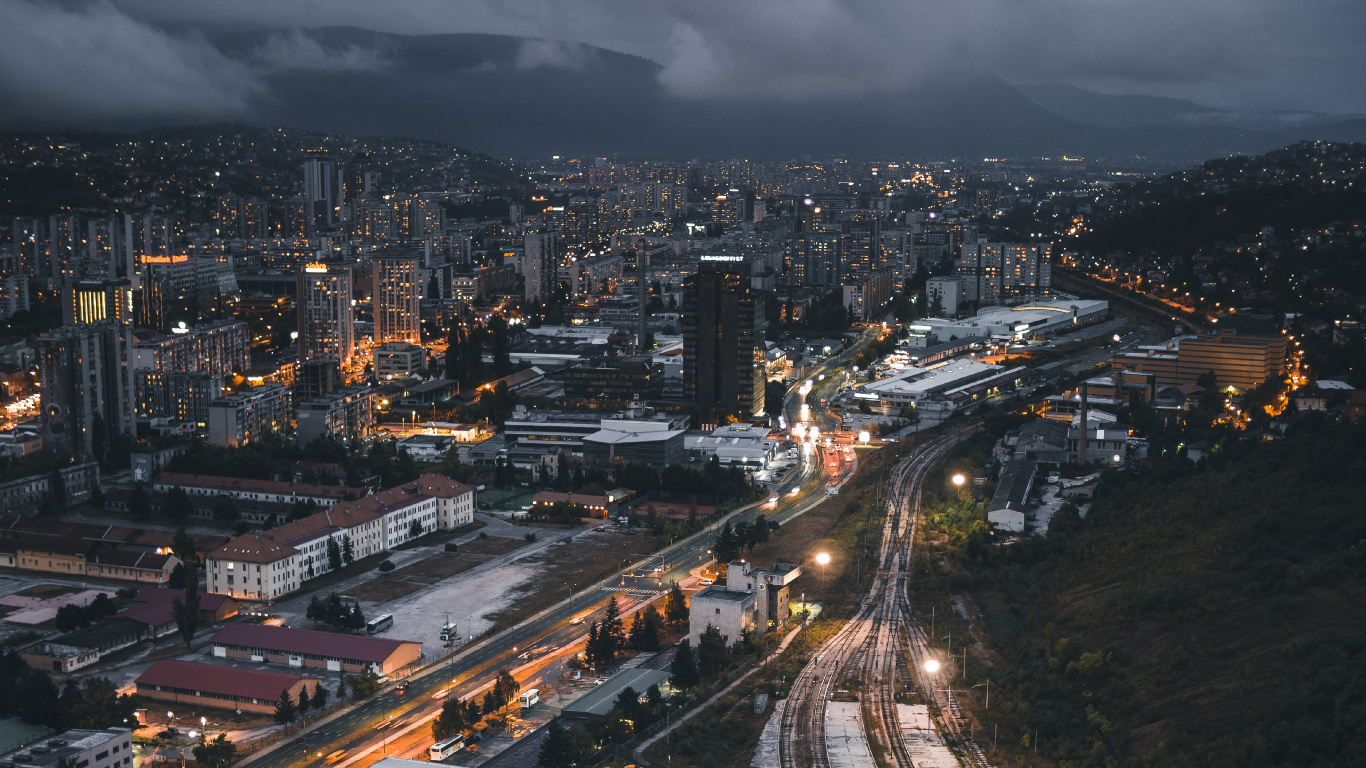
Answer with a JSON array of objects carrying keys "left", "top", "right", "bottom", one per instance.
[{"left": 778, "top": 426, "right": 976, "bottom": 768}]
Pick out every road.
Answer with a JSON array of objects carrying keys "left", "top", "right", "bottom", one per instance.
[
  {"left": 778, "top": 426, "right": 984, "bottom": 768},
  {"left": 240, "top": 329, "right": 884, "bottom": 768}
]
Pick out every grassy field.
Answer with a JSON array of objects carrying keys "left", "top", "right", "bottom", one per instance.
[{"left": 912, "top": 418, "right": 1366, "bottom": 768}]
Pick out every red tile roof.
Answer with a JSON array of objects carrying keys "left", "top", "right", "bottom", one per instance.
[
  {"left": 136, "top": 660, "right": 320, "bottom": 701},
  {"left": 154, "top": 472, "right": 367, "bottom": 500},
  {"left": 210, "top": 623, "right": 417, "bottom": 663}
]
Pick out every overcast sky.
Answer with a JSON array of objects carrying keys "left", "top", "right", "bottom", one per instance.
[{"left": 2, "top": 0, "right": 1364, "bottom": 126}]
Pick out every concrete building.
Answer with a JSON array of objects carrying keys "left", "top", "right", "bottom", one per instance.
[
  {"left": 296, "top": 263, "right": 354, "bottom": 368},
  {"left": 372, "top": 256, "right": 420, "bottom": 345},
  {"left": 689, "top": 561, "right": 801, "bottom": 647},
  {"left": 925, "top": 276, "right": 962, "bottom": 316},
  {"left": 683, "top": 256, "right": 765, "bottom": 417},
  {"left": 36, "top": 321, "right": 136, "bottom": 456},
  {"left": 207, "top": 383, "right": 289, "bottom": 447},
  {"left": 296, "top": 385, "right": 378, "bottom": 446},
  {"left": 209, "top": 623, "right": 421, "bottom": 676},
  {"left": 373, "top": 342, "right": 426, "bottom": 380},
  {"left": 136, "top": 660, "right": 322, "bottom": 714},
  {"left": 0, "top": 729, "right": 132, "bottom": 768}
]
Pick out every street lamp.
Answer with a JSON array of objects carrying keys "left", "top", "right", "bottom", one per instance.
[{"left": 815, "top": 552, "right": 830, "bottom": 583}]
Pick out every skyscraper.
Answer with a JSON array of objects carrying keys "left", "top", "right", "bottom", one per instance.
[
  {"left": 297, "top": 263, "right": 354, "bottom": 368},
  {"left": 683, "top": 256, "right": 765, "bottom": 418},
  {"left": 37, "top": 321, "right": 136, "bottom": 456},
  {"left": 373, "top": 255, "right": 420, "bottom": 345}
]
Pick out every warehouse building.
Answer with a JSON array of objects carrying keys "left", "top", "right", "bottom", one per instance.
[
  {"left": 209, "top": 623, "right": 421, "bottom": 676},
  {"left": 136, "top": 660, "right": 323, "bottom": 714}
]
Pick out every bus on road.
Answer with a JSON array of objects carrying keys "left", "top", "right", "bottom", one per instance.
[
  {"left": 366, "top": 614, "right": 394, "bottom": 634},
  {"left": 429, "top": 734, "right": 464, "bottom": 761}
]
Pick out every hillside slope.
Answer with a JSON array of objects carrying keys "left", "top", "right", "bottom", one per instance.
[{"left": 941, "top": 419, "right": 1366, "bottom": 767}]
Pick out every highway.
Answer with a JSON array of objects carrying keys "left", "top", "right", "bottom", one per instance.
[{"left": 240, "top": 330, "right": 881, "bottom": 768}]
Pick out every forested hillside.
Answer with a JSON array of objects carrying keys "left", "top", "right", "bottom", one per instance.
[{"left": 926, "top": 417, "right": 1366, "bottom": 767}]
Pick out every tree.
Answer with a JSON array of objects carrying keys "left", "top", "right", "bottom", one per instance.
[
  {"left": 312, "top": 683, "right": 328, "bottom": 710},
  {"left": 297, "top": 686, "right": 311, "bottom": 714},
  {"left": 629, "top": 607, "right": 660, "bottom": 652},
  {"left": 669, "top": 639, "right": 701, "bottom": 690},
  {"left": 192, "top": 734, "right": 236, "bottom": 768},
  {"left": 697, "top": 624, "right": 729, "bottom": 677},
  {"left": 172, "top": 561, "right": 200, "bottom": 648},
  {"left": 326, "top": 538, "right": 343, "bottom": 571},
  {"left": 273, "top": 689, "right": 297, "bottom": 725},
  {"left": 164, "top": 486, "right": 194, "bottom": 521},
  {"left": 171, "top": 527, "right": 197, "bottom": 563},
  {"left": 664, "top": 582, "right": 689, "bottom": 625},
  {"left": 129, "top": 482, "right": 150, "bottom": 518},
  {"left": 713, "top": 522, "right": 741, "bottom": 564},
  {"left": 17, "top": 668, "right": 62, "bottom": 729},
  {"left": 538, "top": 718, "right": 578, "bottom": 768}
]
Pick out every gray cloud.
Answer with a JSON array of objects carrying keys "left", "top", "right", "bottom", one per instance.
[
  {"left": 250, "top": 29, "right": 390, "bottom": 74},
  {"left": 0, "top": 0, "right": 260, "bottom": 123},
  {"left": 11, "top": 0, "right": 1366, "bottom": 119}
]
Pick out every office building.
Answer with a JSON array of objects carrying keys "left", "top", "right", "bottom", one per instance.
[
  {"left": 207, "top": 383, "right": 289, "bottom": 447},
  {"left": 296, "top": 263, "right": 354, "bottom": 368},
  {"left": 374, "top": 342, "right": 426, "bottom": 379},
  {"left": 563, "top": 355, "right": 663, "bottom": 401},
  {"left": 61, "top": 280, "right": 132, "bottom": 326},
  {"left": 36, "top": 321, "right": 136, "bottom": 456},
  {"left": 683, "top": 256, "right": 765, "bottom": 417},
  {"left": 372, "top": 256, "right": 420, "bottom": 344}
]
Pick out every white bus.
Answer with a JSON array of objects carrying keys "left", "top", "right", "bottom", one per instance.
[
  {"left": 519, "top": 688, "right": 540, "bottom": 708},
  {"left": 429, "top": 734, "right": 464, "bottom": 761},
  {"left": 366, "top": 614, "right": 394, "bottom": 634}
]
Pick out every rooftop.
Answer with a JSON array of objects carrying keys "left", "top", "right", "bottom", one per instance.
[
  {"left": 136, "top": 660, "right": 320, "bottom": 702},
  {"left": 210, "top": 623, "right": 417, "bottom": 663}
]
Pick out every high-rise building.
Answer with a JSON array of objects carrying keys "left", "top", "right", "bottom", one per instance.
[
  {"left": 517, "top": 231, "right": 562, "bottom": 302},
  {"left": 372, "top": 256, "right": 420, "bottom": 345},
  {"left": 62, "top": 279, "right": 132, "bottom": 326},
  {"left": 958, "top": 242, "right": 1051, "bottom": 305},
  {"left": 683, "top": 256, "right": 765, "bottom": 417},
  {"left": 296, "top": 263, "right": 354, "bottom": 368},
  {"left": 37, "top": 321, "right": 136, "bottom": 456},
  {"left": 302, "top": 158, "right": 338, "bottom": 229}
]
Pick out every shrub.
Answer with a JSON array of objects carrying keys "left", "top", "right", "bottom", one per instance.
[{"left": 378, "top": 560, "right": 395, "bottom": 572}]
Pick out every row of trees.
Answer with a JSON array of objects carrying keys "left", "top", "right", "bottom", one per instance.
[
  {"left": 711, "top": 515, "right": 774, "bottom": 564},
  {"left": 305, "top": 593, "right": 367, "bottom": 631},
  {"left": 431, "top": 668, "right": 519, "bottom": 741},
  {"left": 272, "top": 682, "right": 331, "bottom": 724}
]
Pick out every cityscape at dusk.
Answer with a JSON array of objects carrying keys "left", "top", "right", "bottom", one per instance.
[{"left": 0, "top": 4, "right": 1362, "bottom": 768}]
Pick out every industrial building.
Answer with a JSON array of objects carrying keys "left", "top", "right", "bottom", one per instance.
[
  {"left": 909, "top": 299, "right": 1109, "bottom": 342},
  {"left": 209, "top": 623, "right": 422, "bottom": 676}
]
